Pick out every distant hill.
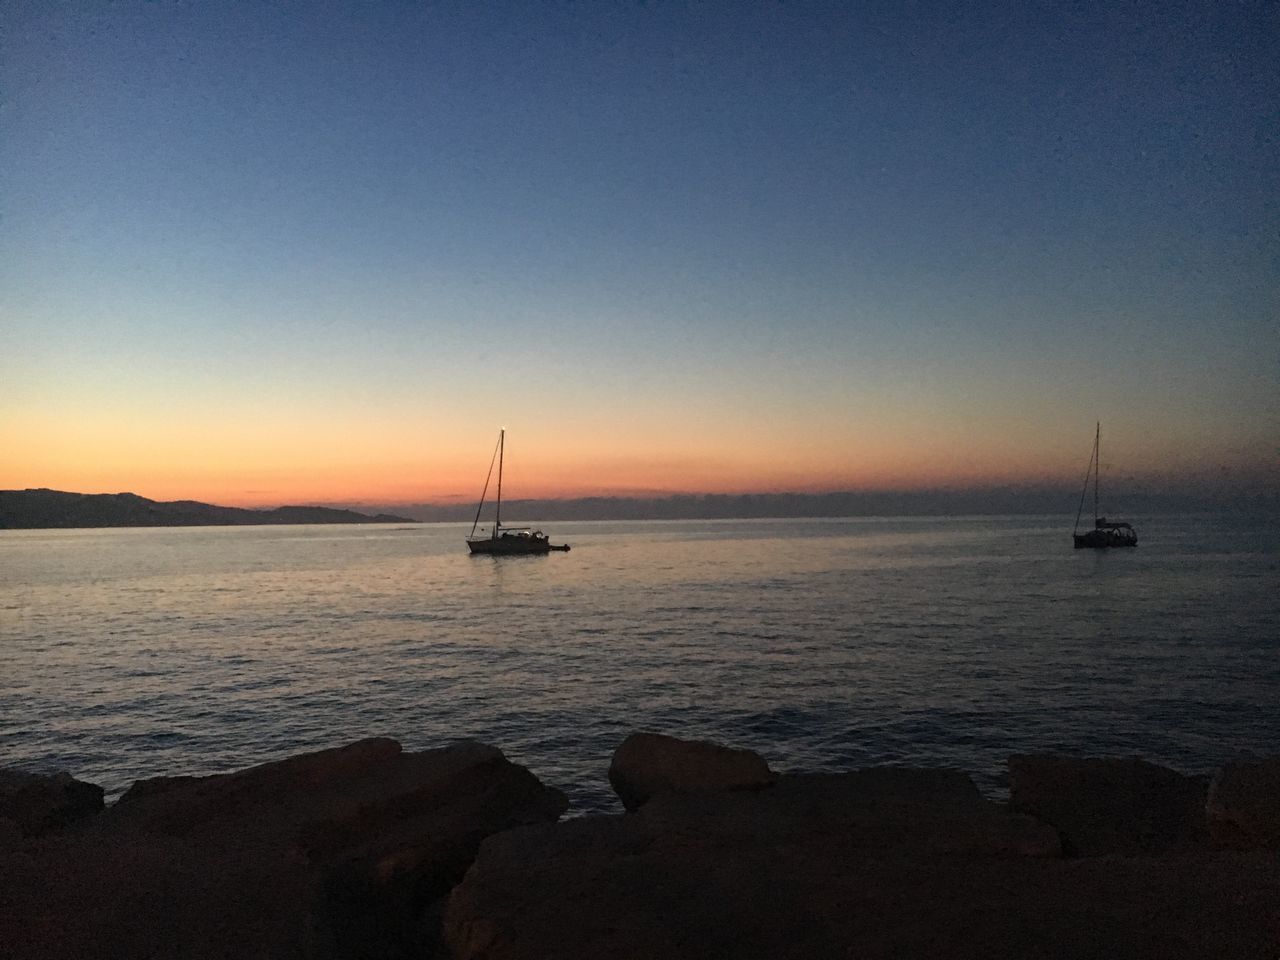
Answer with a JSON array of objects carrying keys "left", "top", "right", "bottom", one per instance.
[{"left": 0, "top": 489, "right": 416, "bottom": 529}]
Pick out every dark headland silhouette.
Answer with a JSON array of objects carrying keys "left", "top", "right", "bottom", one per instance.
[
  {"left": 4, "top": 485, "right": 1274, "bottom": 531},
  {"left": 0, "top": 489, "right": 414, "bottom": 529}
]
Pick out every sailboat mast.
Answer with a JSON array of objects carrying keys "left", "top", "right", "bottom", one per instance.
[
  {"left": 468, "top": 432, "right": 501, "bottom": 539},
  {"left": 495, "top": 428, "right": 504, "bottom": 532},
  {"left": 1094, "top": 421, "right": 1100, "bottom": 524}
]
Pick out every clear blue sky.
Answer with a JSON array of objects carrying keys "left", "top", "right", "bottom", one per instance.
[{"left": 2, "top": 1, "right": 1276, "bottom": 504}]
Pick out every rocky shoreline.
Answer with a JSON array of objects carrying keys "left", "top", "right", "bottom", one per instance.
[{"left": 2, "top": 734, "right": 1277, "bottom": 959}]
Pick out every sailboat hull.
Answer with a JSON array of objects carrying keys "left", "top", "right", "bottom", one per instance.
[
  {"left": 467, "top": 536, "right": 569, "bottom": 555},
  {"left": 1073, "top": 529, "right": 1138, "bottom": 548}
]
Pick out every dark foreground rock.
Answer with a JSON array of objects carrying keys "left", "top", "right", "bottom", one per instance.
[
  {"left": 608, "top": 732, "right": 775, "bottom": 810},
  {"left": 6, "top": 738, "right": 1279, "bottom": 960},
  {"left": 0, "top": 769, "right": 104, "bottom": 837},
  {"left": 1208, "top": 758, "right": 1280, "bottom": 849},
  {"left": 446, "top": 821, "right": 1278, "bottom": 960},
  {"left": 0, "top": 738, "right": 566, "bottom": 959},
  {"left": 1008, "top": 755, "right": 1209, "bottom": 855},
  {"left": 445, "top": 744, "right": 1280, "bottom": 960},
  {"left": 445, "top": 768, "right": 1085, "bottom": 959}
]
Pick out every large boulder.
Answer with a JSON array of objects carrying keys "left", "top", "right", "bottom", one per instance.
[
  {"left": 0, "top": 737, "right": 566, "bottom": 960},
  {"left": 1207, "top": 758, "right": 1280, "bottom": 849},
  {"left": 1008, "top": 755, "right": 1208, "bottom": 855},
  {"left": 0, "top": 768, "right": 104, "bottom": 837},
  {"left": 446, "top": 816, "right": 1279, "bottom": 959},
  {"left": 446, "top": 766, "right": 1122, "bottom": 960},
  {"left": 445, "top": 762, "right": 1280, "bottom": 960},
  {"left": 607, "top": 732, "right": 774, "bottom": 810}
]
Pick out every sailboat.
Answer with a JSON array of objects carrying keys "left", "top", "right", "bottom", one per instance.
[
  {"left": 1072, "top": 422, "right": 1137, "bottom": 548},
  {"left": 466, "top": 429, "right": 569, "bottom": 555}
]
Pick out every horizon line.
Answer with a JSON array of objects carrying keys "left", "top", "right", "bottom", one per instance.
[{"left": 11, "top": 481, "right": 1280, "bottom": 512}]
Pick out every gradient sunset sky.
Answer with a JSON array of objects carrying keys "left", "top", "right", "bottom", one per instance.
[{"left": 3, "top": 1, "right": 1276, "bottom": 506}]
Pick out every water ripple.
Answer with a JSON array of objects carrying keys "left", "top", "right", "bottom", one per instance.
[{"left": 2, "top": 515, "right": 1277, "bottom": 811}]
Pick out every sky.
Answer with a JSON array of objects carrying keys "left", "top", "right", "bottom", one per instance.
[{"left": 2, "top": 1, "right": 1276, "bottom": 507}]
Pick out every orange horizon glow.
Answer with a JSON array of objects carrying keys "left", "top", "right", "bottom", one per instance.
[
  {"left": 5, "top": 444, "right": 1272, "bottom": 510},
  {"left": 5, "top": 406, "right": 1274, "bottom": 509}
]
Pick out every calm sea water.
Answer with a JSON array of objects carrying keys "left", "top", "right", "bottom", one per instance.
[{"left": 2, "top": 515, "right": 1277, "bottom": 813}]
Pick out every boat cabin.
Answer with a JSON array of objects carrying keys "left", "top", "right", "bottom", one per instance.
[
  {"left": 497, "top": 527, "right": 546, "bottom": 541},
  {"left": 1074, "top": 517, "right": 1138, "bottom": 548}
]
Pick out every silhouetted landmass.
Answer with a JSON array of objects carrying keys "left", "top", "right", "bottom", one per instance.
[
  {"left": 364, "top": 487, "right": 1279, "bottom": 524},
  {"left": 5, "top": 486, "right": 1274, "bottom": 531},
  {"left": 0, "top": 489, "right": 415, "bottom": 529}
]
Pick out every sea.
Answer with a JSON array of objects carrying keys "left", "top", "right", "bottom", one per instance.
[{"left": 2, "top": 514, "right": 1277, "bottom": 814}]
